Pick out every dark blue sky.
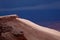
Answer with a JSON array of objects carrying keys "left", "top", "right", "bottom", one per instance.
[{"left": 0, "top": 0, "right": 60, "bottom": 27}]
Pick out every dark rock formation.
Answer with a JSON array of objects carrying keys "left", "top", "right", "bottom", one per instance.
[{"left": 0, "top": 15, "right": 27, "bottom": 40}]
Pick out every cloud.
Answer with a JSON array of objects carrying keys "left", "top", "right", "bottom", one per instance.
[{"left": 0, "top": 1, "right": 60, "bottom": 11}]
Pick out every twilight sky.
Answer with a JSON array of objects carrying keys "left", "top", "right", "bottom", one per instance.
[{"left": 0, "top": 0, "right": 60, "bottom": 27}]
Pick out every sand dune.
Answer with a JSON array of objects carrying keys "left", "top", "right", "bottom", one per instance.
[{"left": 1, "top": 15, "right": 60, "bottom": 40}]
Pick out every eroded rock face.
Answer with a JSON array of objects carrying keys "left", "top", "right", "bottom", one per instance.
[{"left": 0, "top": 15, "right": 27, "bottom": 40}]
